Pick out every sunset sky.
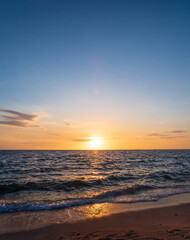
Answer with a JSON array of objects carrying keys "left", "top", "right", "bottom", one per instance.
[{"left": 0, "top": 0, "right": 190, "bottom": 150}]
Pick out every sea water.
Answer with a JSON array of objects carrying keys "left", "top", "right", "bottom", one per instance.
[{"left": 0, "top": 150, "right": 190, "bottom": 214}]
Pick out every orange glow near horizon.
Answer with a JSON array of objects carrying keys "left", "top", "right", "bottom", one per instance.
[{"left": 0, "top": 119, "right": 190, "bottom": 150}]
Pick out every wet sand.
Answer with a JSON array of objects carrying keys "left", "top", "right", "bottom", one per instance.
[{"left": 1, "top": 203, "right": 190, "bottom": 240}]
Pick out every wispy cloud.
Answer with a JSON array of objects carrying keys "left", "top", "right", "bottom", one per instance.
[
  {"left": 147, "top": 130, "right": 188, "bottom": 139},
  {"left": 147, "top": 133, "right": 167, "bottom": 137},
  {"left": 0, "top": 109, "right": 40, "bottom": 128},
  {"left": 167, "top": 130, "right": 188, "bottom": 134},
  {"left": 65, "top": 122, "right": 71, "bottom": 127},
  {"left": 72, "top": 137, "right": 91, "bottom": 142}
]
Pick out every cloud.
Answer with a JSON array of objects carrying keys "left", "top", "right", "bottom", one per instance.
[
  {"left": 147, "top": 133, "right": 167, "bottom": 137},
  {"left": 72, "top": 137, "right": 91, "bottom": 142},
  {"left": 0, "top": 109, "right": 38, "bottom": 121},
  {"left": 65, "top": 122, "right": 71, "bottom": 127},
  {"left": 0, "top": 109, "right": 40, "bottom": 128},
  {"left": 167, "top": 130, "right": 188, "bottom": 134},
  {"left": 0, "top": 120, "right": 28, "bottom": 127},
  {"left": 147, "top": 130, "right": 188, "bottom": 139}
]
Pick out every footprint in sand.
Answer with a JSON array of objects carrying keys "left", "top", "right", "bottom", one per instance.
[
  {"left": 122, "top": 230, "right": 139, "bottom": 239},
  {"left": 167, "top": 228, "right": 188, "bottom": 238}
]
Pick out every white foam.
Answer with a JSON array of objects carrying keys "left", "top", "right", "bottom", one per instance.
[{"left": 1, "top": 189, "right": 190, "bottom": 213}]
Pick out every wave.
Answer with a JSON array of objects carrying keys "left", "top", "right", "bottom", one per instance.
[
  {"left": 0, "top": 174, "right": 136, "bottom": 195},
  {"left": 1, "top": 190, "right": 190, "bottom": 213},
  {"left": 0, "top": 199, "right": 106, "bottom": 213},
  {"left": 0, "top": 179, "right": 103, "bottom": 195},
  {"left": 146, "top": 170, "right": 190, "bottom": 182},
  {"left": 94, "top": 184, "right": 154, "bottom": 199}
]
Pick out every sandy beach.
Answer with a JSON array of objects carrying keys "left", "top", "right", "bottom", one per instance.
[{"left": 0, "top": 202, "right": 190, "bottom": 240}]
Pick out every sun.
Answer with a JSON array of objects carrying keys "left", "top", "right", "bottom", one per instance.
[{"left": 89, "top": 137, "right": 102, "bottom": 150}]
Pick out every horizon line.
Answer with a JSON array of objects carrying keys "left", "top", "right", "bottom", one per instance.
[{"left": 0, "top": 149, "right": 189, "bottom": 151}]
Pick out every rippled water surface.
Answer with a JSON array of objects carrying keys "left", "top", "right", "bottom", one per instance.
[{"left": 0, "top": 150, "right": 190, "bottom": 213}]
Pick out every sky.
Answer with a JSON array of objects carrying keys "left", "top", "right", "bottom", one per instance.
[{"left": 0, "top": 0, "right": 190, "bottom": 150}]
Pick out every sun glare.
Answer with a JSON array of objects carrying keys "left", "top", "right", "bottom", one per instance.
[{"left": 89, "top": 137, "right": 102, "bottom": 149}]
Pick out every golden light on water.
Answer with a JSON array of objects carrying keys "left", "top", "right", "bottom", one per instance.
[{"left": 89, "top": 137, "right": 103, "bottom": 150}]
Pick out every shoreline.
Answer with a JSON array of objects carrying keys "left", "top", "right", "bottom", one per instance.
[
  {"left": 1, "top": 193, "right": 190, "bottom": 240},
  {"left": 0, "top": 203, "right": 190, "bottom": 240}
]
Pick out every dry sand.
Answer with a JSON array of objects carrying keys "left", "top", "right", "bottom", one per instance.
[{"left": 0, "top": 203, "right": 190, "bottom": 240}]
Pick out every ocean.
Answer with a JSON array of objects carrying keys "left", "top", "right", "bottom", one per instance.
[{"left": 0, "top": 150, "right": 190, "bottom": 214}]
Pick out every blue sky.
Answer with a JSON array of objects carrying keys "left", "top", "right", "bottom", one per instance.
[{"left": 0, "top": 0, "right": 190, "bottom": 149}]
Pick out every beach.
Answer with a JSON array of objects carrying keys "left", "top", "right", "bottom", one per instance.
[
  {"left": 0, "top": 201, "right": 190, "bottom": 240},
  {"left": 0, "top": 150, "right": 190, "bottom": 239}
]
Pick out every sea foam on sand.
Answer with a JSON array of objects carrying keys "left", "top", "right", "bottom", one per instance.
[{"left": 0, "top": 193, "right": 190, "bottom": 240}]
